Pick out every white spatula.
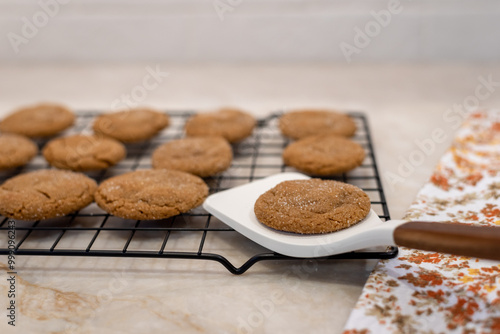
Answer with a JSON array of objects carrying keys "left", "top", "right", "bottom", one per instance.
[{"left": 203, "top": 172, "right": 500, "bottom": 260}]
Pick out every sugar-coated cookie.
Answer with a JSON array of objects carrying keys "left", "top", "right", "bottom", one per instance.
[
  {"left": 152, "top": 137, "right": 232, "bottom": 177},
  {"left": 283, "top": 134, "right": 365, "bottom": 175},
  {"left": 95, "top": 169, "right": 209, "bottom": 220},
  {"left": 0, "top": 169, "right": 97, "bottom": 220},
  {"left": 43, "top": 134, "right": 126, "bottom": 171},
  {"left": 93, "top": 108, "right": 169, "bottom": 143},
  {"left": 254, "top": 179, "right": 370, "bottom": 234},
  {"left": 185, "top": 108, "right": 256, "bottom": 143},
  {"left": 0, "top": 133, "right": 38, "bottom": 170},
  {"left": 0, "top": 103, "right": 75, "bottom": 138},
  {"left": 279, "top": 110, "right": 356, "bottom": 140}
]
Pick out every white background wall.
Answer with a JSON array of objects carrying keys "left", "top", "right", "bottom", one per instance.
[{"left": 1, "top": 0, "right": 500, "bottom": 63}]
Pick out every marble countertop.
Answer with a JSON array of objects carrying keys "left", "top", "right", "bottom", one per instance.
[{"left": 1, "top": 63, "right": 500, "bottom": 333}]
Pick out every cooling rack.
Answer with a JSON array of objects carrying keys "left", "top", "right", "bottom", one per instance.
[{"left": 0, "top": 111, "right": 397, "bottom": 274}]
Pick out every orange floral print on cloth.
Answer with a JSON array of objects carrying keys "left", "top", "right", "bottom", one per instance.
[{"left": 343, "top": 110, "right": 500, "bottom": 334}]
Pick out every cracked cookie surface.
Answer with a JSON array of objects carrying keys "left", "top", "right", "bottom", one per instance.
[
  {"left": 283, "top": 134, "right": 365, "bottom": 175},
  {"left": 93, "top": 108, "right": 169, "bottom": 143},
  {"left": 254, "top": 179, "right": 371, "bottom": 234},
  {"left": 0, "top": 169, "right": 97, "bottom": 220},
  {"left": 152, "top": 136, "right": 232, "bottom": 177},
  {"left": 43, "top": 134, "right": 126, "bottom": 171},
  {"left": 279, "top": 109, "right": 356, "bottom": 140},
  {"left": 95, "top": 169, "right": 209, "bottom": 220},
  {"left": 0, "top": 133, "right": 38, "bottom": 170},
  {"left": 185, "top": 108, "right": 256, "bottom": 143},
  {"left": 0, "top": 103, "right": 75, "bottom": 138}
]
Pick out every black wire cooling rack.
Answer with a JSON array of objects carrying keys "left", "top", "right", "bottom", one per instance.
[{"left": 0, "top": 111, "right": 397, "bottom": 274}]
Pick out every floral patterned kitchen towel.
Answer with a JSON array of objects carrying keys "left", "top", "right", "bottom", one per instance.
[{"left": 343, "top": 110, "right": 500, "bottom": 334}]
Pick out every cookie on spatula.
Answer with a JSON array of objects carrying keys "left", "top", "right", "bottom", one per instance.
[{"left": 254, "top": 179, "right": 370, "bottom": 234}]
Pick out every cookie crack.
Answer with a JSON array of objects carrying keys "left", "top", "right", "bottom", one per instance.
[
  {"left": 94, "top": 156, "right": 115, "bottom": 167},
  {"left": 35, "top": 188, "right": 52, "bottom": 199}
]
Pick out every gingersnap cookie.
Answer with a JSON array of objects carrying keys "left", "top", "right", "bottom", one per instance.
[
  {"left": 152, "top": 137, "right": 232, "bottom": 177},
  {"left": 95, "top": 169, "right": 209, "bottom": 220},
  {"left": 279, "top": 110, "right": 356, "bottom": 140},
  {"left": 43, "top": 134, "right": 126, "bottom": 171},
  {"left": 254, "top": 179, "right": 371, "bottom": 234},
  {"left": 283, "top": 134, "right": 365, "bottom": 175},
  {"left": 93, "top": 108, "right": 169, "bottom": 143},
  {"left": 0, "top": 169, "right": 97, "bottom": 220},
  {"left": 0, "top": 103, "right": 75, "bottom": 138},
  {"left": 185, "top": 108, "right": 256, "bottom": 143},
  {"left": 0, "top": 133, "right": 38, "bottom": 170}
]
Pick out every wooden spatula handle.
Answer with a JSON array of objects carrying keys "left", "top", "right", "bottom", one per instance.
[{"left": 394, "top": 222, "right": 500, "bottom": 261}]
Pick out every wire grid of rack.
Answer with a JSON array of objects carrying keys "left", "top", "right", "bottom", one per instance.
[{"left": 0, "top": 111, "right": 397, "bottom": 274}]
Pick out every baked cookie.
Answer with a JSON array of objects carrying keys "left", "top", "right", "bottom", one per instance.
[
  {"left": 0, "top": 169, "right": 97, "bottom": 220},
  {"left": 43, "top": 134, "right": 126, "bottom": 171},
  {"left": 95, "top": 169, "right": 209, "bottom": 220},
  {"left": 0, "top": 133, "right": 38, "bottom": 170},
  {"left": 279, "top": 110, "right": 356, "bottom": 140},
  {"left": 185, "top": 108, "right": 256, "bottom": 143},
  {"left": 152, "top": 137, "right": 232, "bottom": 177},
  {"left": 93, "top": 108, "right": 169, "bottom": 143},
  {"left": 283, "top": 134, "right": 365, "bottom": 175},
  {"left": 254, "top": 179, "right": 370, "bottom": 234},
  {"left": 0, "top": 103, "right": 75, "bottom": 138}
]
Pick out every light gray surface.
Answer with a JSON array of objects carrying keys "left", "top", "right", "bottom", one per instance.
[{"left": 1, "top": 1, "right": 500, "bottom": 62}]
